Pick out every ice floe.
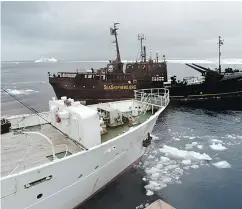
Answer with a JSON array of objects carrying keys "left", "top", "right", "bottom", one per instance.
[
  {"left": 213, "top": 161, "right": 231, "bottom": 169},
  {"left": 211, "top": 139, "right": 223, "bottom": 143},
  {"left": 151, "top": 134, "right": 159, "bottom": 141},
  {"left": 182, "top": 159, "right": 191, "bottom": 165},
  {"left": 190, "top": 165, "right": 199, "bottom": 169},
  {"left": 159, "top": 145, "right": 212, "bottom": 161},
  {"left": 5, "top": 89, "right": 38, "bottom": 95},
  {"left": 146, "top": 190, "right": 154, "bottom": 196},
  {"left": 209, "top": 143, "right": 227, "bottom": 151}
]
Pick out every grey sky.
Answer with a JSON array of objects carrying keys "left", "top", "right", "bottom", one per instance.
[{"left": 1, "top": 1, "right": 242, "bottom": 61}]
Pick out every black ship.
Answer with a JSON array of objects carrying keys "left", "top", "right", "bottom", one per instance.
[
  {"left": 165, "top": 36, "right": 242, "bottom": 110},
  {"left": 49, "top": 23, "right": 167, "bottom": 104}
]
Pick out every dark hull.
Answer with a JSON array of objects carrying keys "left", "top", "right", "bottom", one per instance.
[
  {"left": 168, "top": 76, "right": 242, "bottom": 110},
  {"left": 51, "top": 81, "right": 163, "bottom": 105},
  {"left": 170, "top": 91, "right": 242, "bottom": 110}
]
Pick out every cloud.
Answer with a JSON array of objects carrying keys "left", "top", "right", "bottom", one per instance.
[{"left": 1, "top": 1, "right": 242, "bottom": 61}]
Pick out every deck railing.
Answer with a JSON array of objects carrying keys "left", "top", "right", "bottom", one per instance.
[{"left": 134, "top": 88, "right": 170, "bottom": 108}]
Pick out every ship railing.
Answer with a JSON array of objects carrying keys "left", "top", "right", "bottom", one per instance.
[{"left": 134, "top": 88, "right": 170, "bottom": 109}]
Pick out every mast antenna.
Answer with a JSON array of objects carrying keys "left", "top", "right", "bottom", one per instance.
[
  {"left": 218, "top": 36, "right": 224, "bottom": 73},
  {"left": 110, "top": 23, "right": 121, "bottom": 62},
  {"left": 138, "top": 33, "right": 145, "bottom": 62}
]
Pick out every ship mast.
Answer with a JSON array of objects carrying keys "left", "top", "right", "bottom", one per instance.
[
  {"left": 218, "top": 36, "right": 224, "bottom": 73},
  {"left": 110, "top": 23, "right": 121, "bottom": 62},
  {"left": 138, "top": 33, "right": 146, "bottom": 62}
]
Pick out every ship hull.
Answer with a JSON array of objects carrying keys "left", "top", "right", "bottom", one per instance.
[
  {"left": 170, "top": 91, "right": 242, "bottom": 110},
  {"left": 168, "top": 75, "right": 242, "bottom": 110},
  {"left": 1, "top": 106, "right": 165, "bottom": 209},
  {"left": 50, "top": 81, "right": 163, "bottom": 104}
]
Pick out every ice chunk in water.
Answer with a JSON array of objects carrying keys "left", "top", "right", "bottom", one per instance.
[
  {"left": 146, "top": 190, "right": 154, "bottom": 196},
  {"left": 191, "top": 165, "right": 199, "bottom": 169},
  {"left": 159, "top": 145, "right": 212, "bottom": 161},
  {"left": 213, "top": 161, "right": 231, "bottom": 169},
  {"left": 209, "top": 143, "right": 227, "bottom": 151},
  {"left": 182, "top": 159, "right": 191, "bottom": 165}
]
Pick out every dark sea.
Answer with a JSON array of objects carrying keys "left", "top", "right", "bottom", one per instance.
[{"left": 1, "top": 61, "right": 242, "bottom": 209}]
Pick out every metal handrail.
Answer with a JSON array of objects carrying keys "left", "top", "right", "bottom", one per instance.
[{"left": 134, "top": 88, "right": 170, "bottom": 109}]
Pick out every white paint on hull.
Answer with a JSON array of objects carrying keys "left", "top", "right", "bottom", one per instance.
[{"left": 1, "top": 107, "right": 164, "bottom": 209}]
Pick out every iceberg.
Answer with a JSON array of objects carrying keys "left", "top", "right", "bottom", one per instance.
[{"left": 34, "top": 57, "right": 58, "bottom": 63}]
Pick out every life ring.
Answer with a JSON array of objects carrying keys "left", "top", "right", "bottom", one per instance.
[{"left": 55, "top": 114, "right": 61, "bottom": 123}]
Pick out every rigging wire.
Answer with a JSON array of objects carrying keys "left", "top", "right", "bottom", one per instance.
[{"left": 1, "top": 87, "right": 49, "bottom": 124}]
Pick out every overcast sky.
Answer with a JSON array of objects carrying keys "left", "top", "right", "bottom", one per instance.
[{"left": 2, "top": 1, "right": 242, "bottom": 61}]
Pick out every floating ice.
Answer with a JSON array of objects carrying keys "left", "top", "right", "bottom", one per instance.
[
  {"left": 151, "top": 134, "right": 159, "bottom": 140},
  {"left": 213, "top": 161, "right": 231, "bottom": 169},
  {"left": 145, "top": 167, "right": 161, "bottom": 175},
  {"left": 226, "top": 134, "right": 236, "bottom": 139},
  {"left": 148, "top": 155, "right": 155, "bottom": 159},
  {"left": 146, "top": 190, "right": 154, "bottom": 196},
  {"left": 159, "top": 145, "right": 212, "bottom": 161},
  {"left": 191, "top": 165, "right": 199, "bottom": 169},
  {"left": 144, "top": 180, "right": 162, "bottom": 191},
  {"left": 136, "top": 204, "right": 144, "bottom": 209},
  {"left": 34, "top": 57, "right": 58, "bottom": 63},
  {"left": 189, "top": 136, "right": 195, "bottom": 140},
  {"left": 151, "top": 173, "right": 160, "bottom": 180},
  {"left": 197, "top": 145, "right": 203, "bottom": 149},
  {"left": 182, "top": 159, "right": 191, "bottom": 165},
  {"left": 160, "top": 156, "right": 171, "bottom": 163},
  {"left": 209, "top": 143, "right": 227, "bottom": 151},
  {"left": 6, "top": 89, "right": 38, "bottom": 95},
  {"left": 211, "top": 139, "right": 223, "bottom": 143}
]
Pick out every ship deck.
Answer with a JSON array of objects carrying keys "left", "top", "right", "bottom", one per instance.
[
  {"left": 1, "top": 124, "right": 84, "bottom": 177},
  {"left": 101, "top": 111, "right": 153, "bottom": 143},
  {"left": 1, "top": 111, "right": 153, "bottom": 178}
]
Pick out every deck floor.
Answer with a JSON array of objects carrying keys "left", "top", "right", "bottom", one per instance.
[
  {"left": 1, "top": 124, "right": 83, "bottom": 177},
  {"left": 101, "top": 111, "right": 153, "bottom": 142}
]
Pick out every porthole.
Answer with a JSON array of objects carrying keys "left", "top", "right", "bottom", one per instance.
[{"left": 37, "top": 193, "right": 43, "bottom": 199}]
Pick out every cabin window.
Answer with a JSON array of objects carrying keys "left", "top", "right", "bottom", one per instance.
[
  {"left": 46, "top": 151, "right": 72, "bottom": 161},
  {"left": 133, "top": 79, "right": 137, "bottom": 83}
]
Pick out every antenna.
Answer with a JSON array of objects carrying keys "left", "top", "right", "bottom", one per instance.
[
  {"left": 218, "top": 36, "right": 224, "bottom": 73},
  {"left": 156, "top": 51, "right": 159, "bottom": 63},
  {"left": 138, "top": 33, "right": 145, "bottom": 62},
  {"left": 110, "top": 23, "right": 121, "bottom": 62},
  {"left": 149, "top": 49, "right": 152, "bottom": 60}
]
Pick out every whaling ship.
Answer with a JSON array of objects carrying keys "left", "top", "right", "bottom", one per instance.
[
  {"left": 49, "top": 23, "right": 168, "bottom": 104},
  {"left": 165, "top": 36, "right": 242, "bottom": 110}
]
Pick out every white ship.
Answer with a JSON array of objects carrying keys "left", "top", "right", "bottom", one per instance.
[{"left": 1, "top": 88, "right": 169, "bottom": 209}]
